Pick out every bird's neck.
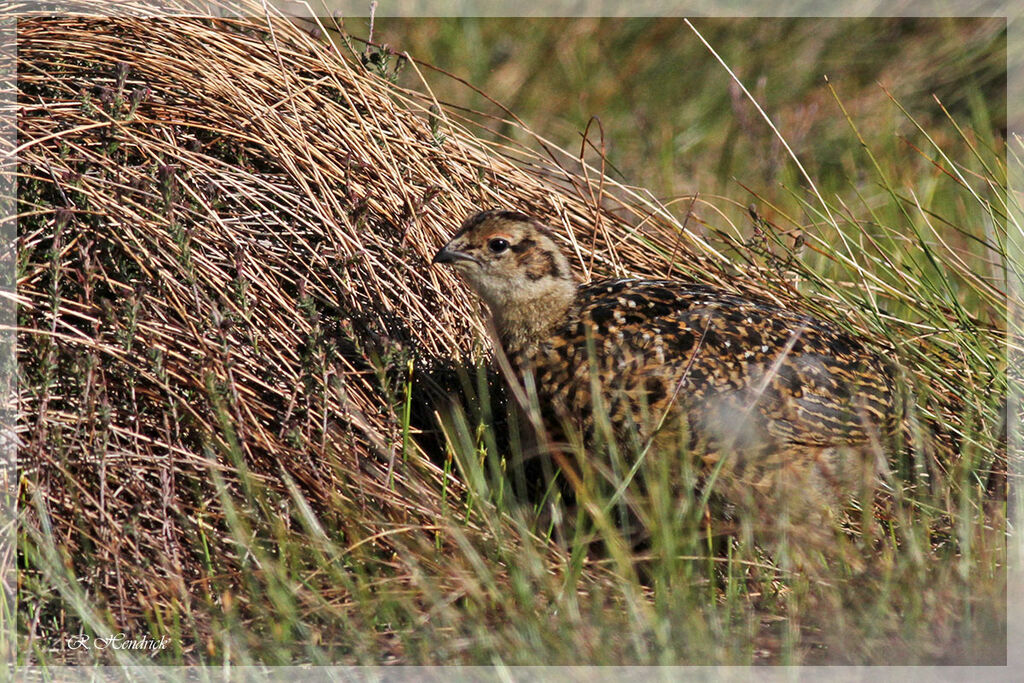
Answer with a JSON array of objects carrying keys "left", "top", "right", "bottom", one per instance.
[{"left": 490, "top": 278, "right": 577, "bottom": 356}]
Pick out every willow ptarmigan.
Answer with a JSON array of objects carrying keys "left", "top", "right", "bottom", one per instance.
[{"left": 433, "top": 209, "right": 900, "bottom": 530}]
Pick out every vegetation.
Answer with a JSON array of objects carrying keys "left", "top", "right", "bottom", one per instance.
[{"left": 13, "top": 5, "right": 1010, "bottom": 669}]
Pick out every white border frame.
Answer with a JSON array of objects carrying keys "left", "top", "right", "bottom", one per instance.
[{"left": 3, "top": 1, "right": 1019, "bottom": 680}]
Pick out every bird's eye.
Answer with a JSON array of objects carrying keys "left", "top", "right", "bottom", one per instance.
[{"left": 487, "top": 238, "right": 510, "bottom": 254}]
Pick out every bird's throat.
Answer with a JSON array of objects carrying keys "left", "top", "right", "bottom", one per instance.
[{"left": 491, "top": 279, "right": 577, "bottom": 355}]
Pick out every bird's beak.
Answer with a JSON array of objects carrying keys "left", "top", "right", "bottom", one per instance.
[{"left": 432, "top": 244, "right": 473, "bottom": 265}]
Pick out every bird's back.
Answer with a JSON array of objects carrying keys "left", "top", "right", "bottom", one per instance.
[{"left": 509, "top": 279, "right": 899, "bottom": 473}]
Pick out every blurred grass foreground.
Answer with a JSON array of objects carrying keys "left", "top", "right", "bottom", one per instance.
[{"left": 12, "top": 3, "right": 1013, "bottom": 668}]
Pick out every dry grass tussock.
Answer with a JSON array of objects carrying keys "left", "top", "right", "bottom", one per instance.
[{"left": 14, "top": 1, "right": 1006, "bottom": 665}]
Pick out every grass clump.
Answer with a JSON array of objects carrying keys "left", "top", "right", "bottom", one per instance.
[{"left": 12, "top": 4, "right": 1010, "bottom": 668}]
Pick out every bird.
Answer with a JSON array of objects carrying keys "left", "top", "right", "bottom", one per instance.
[{"left": 432, "top": 209, "right": 901, "bottom": 548}]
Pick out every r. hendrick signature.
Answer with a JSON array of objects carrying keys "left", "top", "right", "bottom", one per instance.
[{"left": 64, "top": 633, "right": 170, "bottom": 651}]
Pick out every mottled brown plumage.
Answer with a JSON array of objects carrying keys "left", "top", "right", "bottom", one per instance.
[{"left": 433, "top": 209, "right": 900, "bottom": 537}]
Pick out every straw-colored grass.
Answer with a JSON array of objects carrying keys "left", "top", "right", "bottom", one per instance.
[{"left": 13, "top": 2, "right": 1010, "bottom": 667}]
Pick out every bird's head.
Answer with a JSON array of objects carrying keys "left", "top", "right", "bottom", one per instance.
[{"left": 433, "top": 209, "right": 577, "bottom": 347}]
